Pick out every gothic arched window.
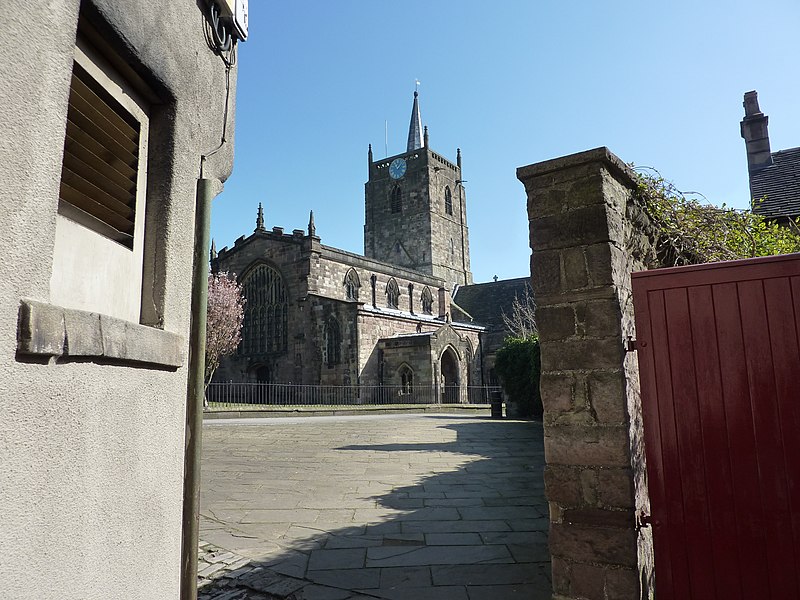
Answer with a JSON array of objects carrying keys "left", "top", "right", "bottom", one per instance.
[
  {"left": 421, "top": 286, "right": 433, "bottom": 315},
  {"left": 241, "top": 263, "right": 288, "bottom": 356},
  {"left": 344, "top": 268, "right": 360, "bottom": 301},
  {"left": 445, "top": 186, "right": 453, "bottom": 215},
  {"left": 399, "top": 365, "right": 413, "bottom": 394},
  {"left": 386, "top": 278, "right": 400, "bottom": 309},
  {"left": 324, "top": 316, "right": 341, "bottom": 368},
  {"left": 450, "top": 238, "right": 455, "bottom": 262},
  {"left": 391, "top": 185, "right": 402, "bottom": 214}
]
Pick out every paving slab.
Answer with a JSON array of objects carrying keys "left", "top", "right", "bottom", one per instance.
[{"left": 199, "top": 414, "right": 549, "bottom": 599}]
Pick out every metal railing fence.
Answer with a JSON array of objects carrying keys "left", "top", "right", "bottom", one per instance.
[{"left": 205, "top": 383, "right": 502, "bottom": 410}]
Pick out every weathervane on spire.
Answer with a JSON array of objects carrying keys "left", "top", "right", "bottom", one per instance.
[{"left": 407, "top": 83, "right": 423, "bottom": 152}]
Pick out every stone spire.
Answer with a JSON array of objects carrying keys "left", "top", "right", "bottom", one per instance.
[
  {"left": 308, "top": 210, "right": 316, "bottom": 237},
  {"left": 255, "top": 202, "right": 265, "bottom": 231},
  {"left": 407, "top": 91, "right": 423, "bottom": 152},
  {"left": 210, "top": 238, "right": 217, "bottom": 260}
]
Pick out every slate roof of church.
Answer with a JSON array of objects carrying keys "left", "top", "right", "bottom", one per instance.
[
  {"left": 453, "top": 277, "right": 531, "bottom": 330},
  {"left": 751, "top": 146, "right": 800, "bottom": 220}
]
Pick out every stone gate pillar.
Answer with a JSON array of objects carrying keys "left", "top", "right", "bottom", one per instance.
[{"left": 518, "top": 147, "right": 654, "bottom": 600}]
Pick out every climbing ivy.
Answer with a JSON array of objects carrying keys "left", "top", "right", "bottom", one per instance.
[{"left": 634, "top": 170, "right": 800, "bottom": 266}]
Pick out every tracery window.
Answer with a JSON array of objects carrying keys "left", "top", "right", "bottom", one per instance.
[
  {"left": 391, "top": 185, "right": 402, "bottom": 214},
  {"left": 421, "top": 286, "right": 433, "bottom": 315},
  {"left": 399, "top": 365, "right": 413, "bottom": 394},
  {"left": 241, "top": 263, "right": 288, "bottom": 356},
  {"left": 444, "top": 186, "right": 452, "bottom": 215},
  {"left": 344, "top": 268, "right": 360, "bottom": 301},
  {"left": 386, "top": 278, "right": 400, "bottom": 309},
  {"left": 324, "top": 316, "right": 341, "bottom": 368}
]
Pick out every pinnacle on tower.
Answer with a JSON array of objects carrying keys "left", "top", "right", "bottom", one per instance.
[
  {"left": 255, "top": 202, "right": 265, "bottom": 231},
  {"left": 407, "top": 91, "right": 423, "bottom": 152},
  {"left": 308, "top": 210, "right": 316, "bottom": 237},
  {"left": 210, "top": 238, "right": 217, "bottom": 261}
]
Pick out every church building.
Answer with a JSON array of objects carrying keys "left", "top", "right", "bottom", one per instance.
[{"left": 212, "top": 93, "right": 526, "bottom": 399}]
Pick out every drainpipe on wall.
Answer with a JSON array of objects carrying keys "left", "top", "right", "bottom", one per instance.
[{"left": 180, "top": 177, "right": 213, "bottom": 600}]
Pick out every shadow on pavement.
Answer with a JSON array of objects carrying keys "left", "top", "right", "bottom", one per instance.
[{"left": 198, "top": 417, "right": 551, "bottom": 600}]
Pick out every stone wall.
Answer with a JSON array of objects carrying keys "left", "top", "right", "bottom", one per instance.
[
  {"left": 213, "top": 226, "right": 483, "bottom": 388},
  {"left": 518, "top": 147, "right": 655, "bottom": 600}
]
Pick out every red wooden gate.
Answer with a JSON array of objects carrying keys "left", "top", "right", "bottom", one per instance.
[{"left": 632, "top": 253, "right": 800, "bottom": 599}]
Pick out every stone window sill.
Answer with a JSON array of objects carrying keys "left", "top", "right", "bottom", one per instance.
[{"left": 17, "top": 299, "right": 185, "bottom": 368}]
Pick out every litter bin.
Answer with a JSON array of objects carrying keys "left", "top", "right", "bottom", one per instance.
[{"left": 490, "top": 390, "right": 503, "bottom": 419}]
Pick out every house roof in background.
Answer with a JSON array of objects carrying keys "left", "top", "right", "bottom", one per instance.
[
  {"left": 751, "top": 146, "right": 800, "bottom": 219},
  {"left": 453, "top": 277, "right": 530, "bottom": 331}
]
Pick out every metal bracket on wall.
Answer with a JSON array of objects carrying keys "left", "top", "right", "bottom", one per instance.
[{"left": 624, "top": 336, "right": 637, "bottom": 352}]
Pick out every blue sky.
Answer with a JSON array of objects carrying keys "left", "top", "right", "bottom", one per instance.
[{"left": 211, "top": 0, "right": 800, "bottom": 283}]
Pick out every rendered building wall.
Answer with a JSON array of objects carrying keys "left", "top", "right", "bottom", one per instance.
[{"left": 0, "top": 2, "right": 237, "bottom": 598}]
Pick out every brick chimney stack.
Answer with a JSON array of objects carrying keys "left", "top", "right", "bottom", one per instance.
[{"left": 741, "top": 90, "right": 773, "bottom": 173}]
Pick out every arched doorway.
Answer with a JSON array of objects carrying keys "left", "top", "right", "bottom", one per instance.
[
  {"left": 440, "top": 347, "right": 459, "bottom": 404},
  {"left": 253, "top": 365, "right": 271, "bottom": 383}
]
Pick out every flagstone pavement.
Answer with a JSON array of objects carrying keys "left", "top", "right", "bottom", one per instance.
[{"left": 198, "top": 414, "right": 550, "bottom": 600}]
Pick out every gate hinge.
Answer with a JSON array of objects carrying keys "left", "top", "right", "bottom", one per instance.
[
  {"left": 636, "top": 512, "right": 657, "bottom": 532},
  {"left": 624, "top": 336, "right": 637, "bottom": 352}
]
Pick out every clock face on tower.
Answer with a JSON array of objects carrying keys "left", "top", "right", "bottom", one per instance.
[{"left": 389, "top": 158, "right": 407, "bottom": 179}]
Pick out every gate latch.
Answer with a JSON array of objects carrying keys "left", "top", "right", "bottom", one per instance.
[
  {"left": 625, "top": 336, "right": 637, "bottom": 352},
  {"left": 636, "top": 512, "right": 653, "bottom": 532}
]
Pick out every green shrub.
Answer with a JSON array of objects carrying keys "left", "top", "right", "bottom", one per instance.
[
  {"left": 635, "top": 171, "right": 800, "bottom": 266},
  {"left": 494, "top": 335, "right": 542, "bottom": 418}
]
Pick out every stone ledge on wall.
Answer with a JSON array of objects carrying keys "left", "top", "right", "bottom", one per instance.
[{"left": 17, "top": 299, "right": 184, "bottom": 368}]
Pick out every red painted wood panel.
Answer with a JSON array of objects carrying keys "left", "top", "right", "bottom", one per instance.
[{"left": 632, "top": 254, "right": 800, "bottom": 599}]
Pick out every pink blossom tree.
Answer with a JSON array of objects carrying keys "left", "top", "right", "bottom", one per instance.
[{"left": 205, "top": 271, "right": 245, "bottom": 388}]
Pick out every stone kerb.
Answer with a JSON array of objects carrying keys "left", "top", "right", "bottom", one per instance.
[{"left": 518, "top": 147, "right": 651, "bottom": 600}]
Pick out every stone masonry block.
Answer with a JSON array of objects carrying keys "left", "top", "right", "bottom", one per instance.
[
  {"left": 530, "top": 250, "right": 561, "bottom": 297},
  {"left": 100, "top": 314, "right": 127, "bottom": 359},
  {"left": 576, "top": 300, "right": 622, "bottom": 339},
  {"left": 550, "top": 556, "right": 571, "bottom": 596},
  {"left": 595, "top": 469, "right": 636, "bottom": 509},
  {"left": 579, "top": 467, "right": 635, "bottom": 509},
  {"left": 518, "top": 147, "right": 637, "bottom": 196},
  {"left": 17, "top": 300, "right": 65, "bottom": 356},
  {"left": 119, "top": 321, "right": 184, "bottom": 367},
  {"left": 569, "top": 562, "right": 606, "bottom": 600},
  {"left": 562, "top": 247, "right": 588, "bottom": 290},
  {"left": 605, "top": 567, "right": 640, "bottom": 600},
  {"left": 587, "top": 371, "right": 628, "bottom": 424},
  {"left": 566, "top": 172, "right": 607, "bottom": 208},
  {"left": 544, "top": 465, "right": 582, "bottom": 507},
  {"left": 536, "top": 306, "right": 575, "bottom": 341},
  {"left": 544, "top": 425, "right": 632, "bottom": 467},
  {"left": 526, "top": 187, "right": 567, "bottom": 219},
  {"left": 63, "top": 309, "right": 103, "bottom": 356},
  {"left": 550, "top": 522, "right": 638, "bottom": 567},
  {"left": 529, "top": 204, "right": 612, "bottom": 251},
  {"left": 539, "top": 373, "right": 576, "bottom": 416},
  {"left": 540, "top": 338, "right": 625, "bottom": 372},
  {"left": 562, "top": 508, "right": 635, "bottom": 529},
  {"left": 585, "top": 243, "right": 615, "bottom": 287}
]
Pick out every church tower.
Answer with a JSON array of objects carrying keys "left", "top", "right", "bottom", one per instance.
[{"left": 364, "top": 92, "right": 472, "bottom": 286}]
